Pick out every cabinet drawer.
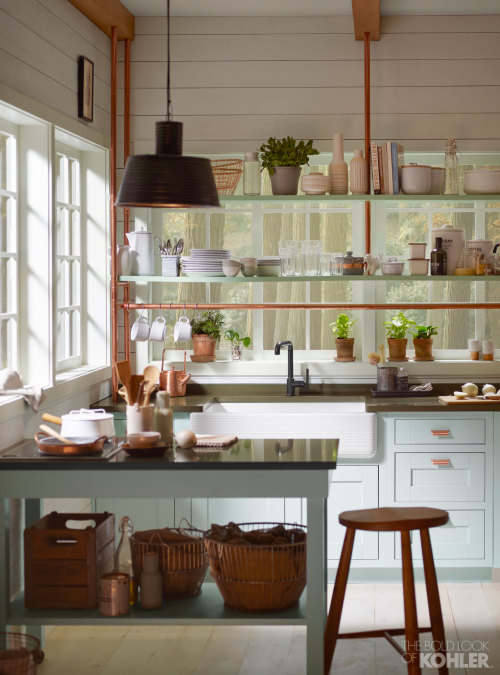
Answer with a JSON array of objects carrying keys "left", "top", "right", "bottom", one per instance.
[
  {"left": 394, "top": 418, "right": 486, "bottom": 446},
  {"left": 395, "top": 452, "right": 485, "bottom": 502},
  {"left": 394, "top": 510, "right": 484, "bottom": 561}
]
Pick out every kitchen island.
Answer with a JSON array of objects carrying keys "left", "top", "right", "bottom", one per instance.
[{"left": 0, "top": 437, "right": 337, "bottom": 675}]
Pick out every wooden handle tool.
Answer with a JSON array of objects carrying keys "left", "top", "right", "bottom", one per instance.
[
  {"left": 39, "top": 424, "right": 73, "bottom": 444},
  {"left": 41, "top": 413, "right": 63, "bottom": 426}
]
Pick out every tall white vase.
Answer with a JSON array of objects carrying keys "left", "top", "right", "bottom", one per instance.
[
  {"left": 349, "top": 149, "right": 368, "bottom": 195},
  {"left": 329, "top": 133, "right": 348, "bottom": 195}
]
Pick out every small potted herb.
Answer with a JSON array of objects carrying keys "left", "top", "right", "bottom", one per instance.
[
  {"left": 224, "top": 329, "right": 251, "bottom": 361},
  {"left": 259, "top": 136, "right": 319, "bottom": 195},
  {"left": 383, "top": 311, "right": 416, "bottom": 361},
  {"left": 190, "top": 310, "right": 225, "bottom": 361},
  {"left": 411, "top": 325, "right": 438, "bottom": 361},
  {"left": 330, "top": 313, "right": 357, "bottom": 362}
]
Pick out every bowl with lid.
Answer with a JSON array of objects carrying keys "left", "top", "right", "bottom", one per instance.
[
  {"left": 380, "top": 258, "right": 405, "bottom": 275},
  {"left": 401, "top": 164, "right": 431, "bottom": 195}
]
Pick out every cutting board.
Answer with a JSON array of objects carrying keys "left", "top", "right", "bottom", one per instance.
[{"left": 439, "top": 395, "right": 500, "bottom": 405}]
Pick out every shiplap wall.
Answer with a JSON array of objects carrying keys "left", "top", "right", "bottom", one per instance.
[
  {"left": 117, "top": 14, "right": 500, "bottom": 161},
  {"left": 0, "top": 0, "right": 111, "bottom": 141}
]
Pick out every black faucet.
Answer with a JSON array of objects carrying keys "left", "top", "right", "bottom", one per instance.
[{"left": 274, "top": 340, "right": 310, "bottom": 396}]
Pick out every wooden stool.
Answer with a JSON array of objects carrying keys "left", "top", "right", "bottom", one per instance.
[{"left": 324, "top": 507, "right": 449, "bottom": 675}]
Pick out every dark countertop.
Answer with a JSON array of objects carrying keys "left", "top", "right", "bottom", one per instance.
[
  {"left": 94, "top": 383, "right": 500, "bottom": 414},
  {"left": 0, "top": 438, "right": 338, "bottom": 470}
]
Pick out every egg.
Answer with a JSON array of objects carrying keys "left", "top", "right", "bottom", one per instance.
[
  {"left": 461, "top": 382, "right": 478, "bottom": 397},
  {"left": 482, "top": 384, "right": 496, "bottom": 395},
  {"left": 175, "top": 429, "right": 197, "bottom": 449}
]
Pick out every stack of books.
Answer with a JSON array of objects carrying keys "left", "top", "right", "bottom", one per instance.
[{"left": 370, "top": 141, "right": 405, "bottom": 195}]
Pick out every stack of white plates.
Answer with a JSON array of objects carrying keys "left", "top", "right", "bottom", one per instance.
[
  {"left": 181, "top": 249, "right": 231, "bottom": 277},
  {"left": 257, "top": 256, "right": 281, "bottom": 277},
  {"left": 257, "top": 257, "right": 281, "bottom": 266}
]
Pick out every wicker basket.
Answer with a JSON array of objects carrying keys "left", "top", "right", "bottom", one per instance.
[
  {"left": 0, "top": 633, "right": 44, "bottom": 674},
  {"left": 131, "top": 526, "right": 208, "bottom": 599},
  {"left": 204, "top": 522, "right": 307, "bottom": 613},
  {"left": 210, "top": 159, "right": 243, "bottom": 196}
]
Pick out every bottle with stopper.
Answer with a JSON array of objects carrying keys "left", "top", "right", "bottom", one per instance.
[
  {"left": 115, "top": 516, "right": 138, "bottom": 604},
  {"left": 444, "top": 139, "right": 459, "bottom": 195},
  {"left": 329, "top": 133, "right": 348, "bottom": 195}
]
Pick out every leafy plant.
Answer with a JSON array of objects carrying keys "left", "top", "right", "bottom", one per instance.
[
  {"left": 259, "top": 136, "right": 319, "bottom": 175},
  {"left": 411, "top": 325, "right": 438, "bottom": 340},
  {"left": 383, "top": 311, "right": 416, "bottom": 340},
  {"left": 330, "top": 313, "right": 357, "bottom": 340},
  {"left": 190, "top": 310, "right": 225, "bottom": 341},
  {"left": 224, "top": 329, "right": 251, "bottom": 348}
]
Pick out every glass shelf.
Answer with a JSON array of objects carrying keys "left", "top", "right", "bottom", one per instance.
[
  {"left": 119, "top": 275, "right": 500, "bottom": 283},
  {"left": 219, "top": 194, "right": 500, "bottom": 204}
]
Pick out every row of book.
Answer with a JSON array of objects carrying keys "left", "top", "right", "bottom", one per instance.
[{"left": 370, "top": 141, "right": 405, "bottom": 195}]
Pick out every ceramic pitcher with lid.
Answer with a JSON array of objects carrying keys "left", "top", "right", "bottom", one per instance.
[{"left": 126, "top": 229, "right": 155, "bottom": 275}]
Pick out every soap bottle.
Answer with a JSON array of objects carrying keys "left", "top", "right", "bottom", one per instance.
[
  {"left": 140, "top": 551, "right": 163, "bottom": 610},
  {"left": 155, "top": 390, "right": 174, "bottom": 446},
  {"left": 329, "top": 133, "right": 348, "bottom": 195},
  {"left": 396, "top": 367, "right": 409, "bottom": 392},
  {"left": 115, "top": 516, "right": 138, "bottom": 604},
  {"left": 430, "top": 237, "right": 448, "bottom": 275},
  {"left": 243, "top": 152, "right": 261, "bottom": 195}
]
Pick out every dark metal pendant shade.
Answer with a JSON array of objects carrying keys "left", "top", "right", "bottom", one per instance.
[{"left": 116, "top": 121, "right": 220, "bottom": 208}]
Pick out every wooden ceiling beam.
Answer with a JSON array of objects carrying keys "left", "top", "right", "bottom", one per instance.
[
  {"left": 67, "top": 0, "right": 134, "bottom": 40},
  {"left": 351, "top": 0, "right": 380, "bottom": 41}
]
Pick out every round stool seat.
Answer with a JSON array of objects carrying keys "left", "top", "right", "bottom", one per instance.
[{"left": 339, "top": 506, "right": 449, "bottom": 532}]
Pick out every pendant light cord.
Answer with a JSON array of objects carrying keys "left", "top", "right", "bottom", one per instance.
[{"left": 166, "top": 0, "right": 172, "bottom": 120}]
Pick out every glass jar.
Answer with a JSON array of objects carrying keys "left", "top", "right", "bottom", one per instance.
[
  {"left": 444, "top": 139, "right": 459, "bottom": 195},
  {"left": 115, "top": 516, "right": 138, "bottom": 604},
  {"left": 243, "top": 152, "right": 261, "bottom": 195}
]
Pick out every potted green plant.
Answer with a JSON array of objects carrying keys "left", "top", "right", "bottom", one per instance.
[
  {"left": 224, "top": 329, "right": 251, "bottom": 361},
  {"left": 383, "top": 311, "right": 416, "bottom": 361},
  {"left": 259, "top": 136, "right": 319, "bottom": 195},
  {"left": 330, "top": 313, "right": 357, "bottom": 362},
  {"left": 190, "top": 310, "right": 225, "bottom": 362},
  {"left": 411, "top": 324, "right": 438, "bottom": 361}
]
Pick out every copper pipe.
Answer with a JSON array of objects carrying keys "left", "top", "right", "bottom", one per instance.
[
  {"left": 364, "top": 31, "right": 371, "bottom": 254},
  {"left": 120, "top": 302, "right": 500, "bottom": 311},
  {"left": 123, "top": 38, "right": 131, "bottom": 238},
  {"left": 123, "top": 282, "right": 130, "bottom": 362},
  {"left": 110, "top": 26, "right": 118, "bottom": 402}
]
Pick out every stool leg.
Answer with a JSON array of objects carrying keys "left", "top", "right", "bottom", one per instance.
[
  {"left": 401, "top": 530, "right": 421, "bottom": 675},
  {"left": 324, "top": 527, "right": 355, "bottom": 675},
  {"left": 421, "top": 528, "right": 448, "bottom": 675}
]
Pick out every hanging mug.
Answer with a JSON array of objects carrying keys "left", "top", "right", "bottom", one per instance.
[
  {"left": 130, "top": 315, "right": 150, "bottom": 342},
  {"left": 149, "top": 316, "right": 167, "bottom": 342},
  {"left": 174, "top": 316, "right": 192, "bottom": 342}
]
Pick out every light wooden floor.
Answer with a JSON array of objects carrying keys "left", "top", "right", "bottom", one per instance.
[{"left": 37, "top": 583, "right": 500, "bottom": 674}]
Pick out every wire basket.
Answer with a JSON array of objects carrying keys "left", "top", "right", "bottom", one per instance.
[
  {"left": 131, "top": 525, "right": 208, "bottom": 599},
  {"left": 204, "top": 522, "right": 307, "bottom": 613},
  {"left": 210, "top": 159, "right": 243, "bottom": 196},
  {"left": 0, "top": 633, "right": 44, "bottom": 674}
]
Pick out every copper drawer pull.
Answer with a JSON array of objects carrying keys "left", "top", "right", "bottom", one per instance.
[
  {"left": 431, "top": 458, "right": 451, "bottom": 466},
  {"left": 431, "top": 429, "right": 450, "bottom": 436}
]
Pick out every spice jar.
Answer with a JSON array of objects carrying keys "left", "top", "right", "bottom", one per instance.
[{"left": 340, "top": 251, "right": 365, "bottom": 275}]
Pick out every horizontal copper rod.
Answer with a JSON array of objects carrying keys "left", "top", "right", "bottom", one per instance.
[{"left": 120, "top": 302, "right": 500, "bottom": 311}]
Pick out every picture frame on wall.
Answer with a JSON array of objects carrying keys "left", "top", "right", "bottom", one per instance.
[{"left": 78, "top": 56, "right": 94, "bottom": 122}]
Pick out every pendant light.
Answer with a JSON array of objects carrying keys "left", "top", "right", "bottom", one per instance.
[{"left": 116, "top": 0, "right": 219, "bottom": 208}]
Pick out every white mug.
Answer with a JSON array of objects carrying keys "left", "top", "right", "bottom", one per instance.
[
  {"left": 126, "top": 404, "right": 154, "bottom": 434},
  {"left": 130, "top": 315, "right": 150, "bottom": 341},
  {"left": 149, "top": 316, "right": 167, "bottom": 342},
  {"left": 117, "top": 245, "right": 131, "bottom": 276},
  {"left": 174, "top": 316, "right": 192, "bottom": 342}
]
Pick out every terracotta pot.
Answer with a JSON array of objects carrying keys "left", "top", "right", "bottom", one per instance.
[
  {"left": 413, "top": 338, "right": 434, "bottom": 361},
  {"left": 335, "top": 338, "right": 354, "bottom": 360},
  {"left": 387, "top": 338, "right": 408, "bottom": 361},
  {"left": 269, "top": 166, "right": 301, "bottom": 195},
  {"left": 192, "top": 334, "right": 217, "bottom": 357}
]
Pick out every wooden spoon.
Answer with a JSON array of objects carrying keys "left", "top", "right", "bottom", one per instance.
[
  {"left": 143, "top": 364, "right": 160, "bottom": 405},
  {"left": 115, "top": 361, "right": 132, "bottom": 402},
  {"left": 39, "top": 424, "right": 74, "bottom": 445}
]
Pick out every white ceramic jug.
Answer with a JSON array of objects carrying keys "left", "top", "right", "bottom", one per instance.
[
  {"left": 126, "top": 230, "right": 155, "bottom": 275},
  {"left": 116, "top": 245, "right": 131, "bottom": 276}
]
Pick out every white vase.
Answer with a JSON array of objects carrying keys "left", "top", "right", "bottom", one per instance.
[
  {"left": 349, "top": 150, "right": 368, "bottom": 195},
  {"left": 328, "top": 132, "right": 348, "bottom": 195}
]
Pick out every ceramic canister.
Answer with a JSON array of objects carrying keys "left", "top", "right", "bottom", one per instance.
[
  {"left": 431, "top": 228, "right": 465, "bottom": 274},
  {"left": 400, "top": 164, "right": 431, "bottom": 195},
  {"left": 466, "top": 239, "right": 493, "bottom": 259}
]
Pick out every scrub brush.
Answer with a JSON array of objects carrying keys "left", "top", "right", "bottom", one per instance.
[{"left": 368, "top": 352, "right": 380, "bottom": 366}]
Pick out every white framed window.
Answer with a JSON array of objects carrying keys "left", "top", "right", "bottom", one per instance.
[{"left": 0, "top": 122, "right": 18, "bottom": 371}]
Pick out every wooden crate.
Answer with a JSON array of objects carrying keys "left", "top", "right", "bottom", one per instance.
[{"left": 24, "top": 512, "right": 115, "bottom": 610}]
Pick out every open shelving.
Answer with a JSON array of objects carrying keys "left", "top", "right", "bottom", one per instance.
[{"left": 120, "top": 274, "right": 500, "bottom": 284}]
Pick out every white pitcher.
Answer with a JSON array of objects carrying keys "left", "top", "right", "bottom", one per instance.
[{"left": 126, "top": 230, "right": 155, "bottom": 275}]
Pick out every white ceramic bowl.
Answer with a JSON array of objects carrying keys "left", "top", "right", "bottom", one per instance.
[
  {"left": 463, "top": 170, "right": 500, "bottom": 194},
  {"left": 401, "top": 165, "right": 431, "bottom": 195},
  {"left": 222, "top": 259, "right": 241, "bottom": 277},
  {"left": 408, "top": 258, "right": 429, "bottom": 275},
  {"left": 300, "top": 172, "right": 330, "bottom": 195},
  {"left": 380, "top": 260, "right": 405, "bottom": 275},
  {"left": 127, "top": 431, "right": 161, "bottom": 448}
]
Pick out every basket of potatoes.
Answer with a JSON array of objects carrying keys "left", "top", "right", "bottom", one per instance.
[{"left": 204, "top": 521, "right": 307, "bottom": 612}]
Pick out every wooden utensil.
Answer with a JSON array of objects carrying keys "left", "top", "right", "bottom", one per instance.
[
  {"left": 39, "top": 424, "right": 74, "bottom": 444},
  {"left": 115, "top": 361, "right": 132, "bottom": 402},
  {"left": 128, "top": 375, "right": 143, "bottom": 407},
  {"left": 41, "top": 413, "right": 63, "bottom": 426},
  {"left": 143, "top": 365, "right": 160, "bottom": 405}
]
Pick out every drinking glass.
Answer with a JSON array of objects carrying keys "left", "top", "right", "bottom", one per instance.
[
  {"left": 303, "top": 240, "right": 322, "bottom": 276},
  {"left": 320, "top": 253, "right": 332, "bottom": 276},
  {"left": 331, "top": 253, "right": 343, "bottom": 275},
  {"left": 278, "top": 240, "right": 297, "bottom": 277}
]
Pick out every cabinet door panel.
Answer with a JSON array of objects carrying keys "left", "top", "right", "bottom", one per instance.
[
  {"left": 328, "top": 466, "right": 379, "bottom": 561},
  {"left": 394, "top": 418, "right": 486, "bottom": 446},
  {"left": 395, "top": 453, "right": 485, "bottom": 502}
]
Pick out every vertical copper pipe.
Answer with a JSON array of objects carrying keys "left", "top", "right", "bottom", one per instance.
[
  {"left": 110, "top": 26, "right": 118, "bottom": 401},
  {"left": 123, "top": 283, "right": 130, "bottom": 362},
  {"left": 364, "top": 31, "right": 371, "bottom": 254},
  {"left": 123, "top": 38, "right": 131, "bottom": 239}
]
